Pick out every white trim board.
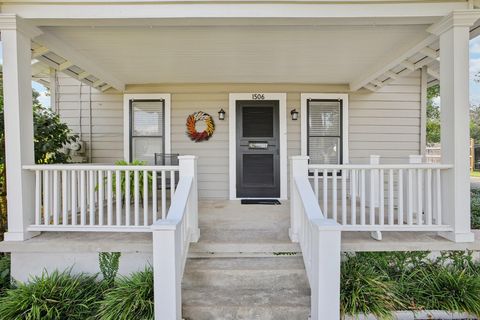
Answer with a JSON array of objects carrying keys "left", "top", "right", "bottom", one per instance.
[
  {"left": 300, "top": 93, "right": 349, "bottom": 165},
  {"left": 229, "top": 93, "right": 288, "bottom": 200},
  {"left": 123, "top": 93, "right": 171, "bottom": 162}
]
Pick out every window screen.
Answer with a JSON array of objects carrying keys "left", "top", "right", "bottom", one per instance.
[
  {"left": 307, "top": 100, "right": 342, "bottom": 165},
  {"left": 130, "top": 100, "right": 164, "bottom": 164}
]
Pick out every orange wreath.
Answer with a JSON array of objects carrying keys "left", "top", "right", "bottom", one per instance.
[{"left": 186, "top": 111, "right": 215, "bottom": 142}]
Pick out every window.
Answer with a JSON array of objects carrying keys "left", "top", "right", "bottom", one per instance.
[
  {"left": 130, "top": 99, "right": 165, "bottom": 164},
  {"left": 307, "top": 99, "right": 343, "bottom": 165}
]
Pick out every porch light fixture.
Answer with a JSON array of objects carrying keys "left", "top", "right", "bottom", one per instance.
[
  {"left": 218, "top": 108, "right": 226, "bottom": 120},
  {"left": 290, "top": 109, "right": 299, "bottom": 120}
]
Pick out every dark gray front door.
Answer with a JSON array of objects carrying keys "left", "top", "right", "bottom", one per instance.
[{"left": 236, "top": 100, "right": 280, "bottom": 198}]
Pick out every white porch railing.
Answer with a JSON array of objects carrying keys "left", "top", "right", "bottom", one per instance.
[
  {"left": 23, "top": 163, "right": 180, "bottom": 232},
  {"left": 152, "top": 155, "right": 200, "bottom": 320},
  {"left": 307, "top": 159, "right": 453, "bottom": 232},
  {"left": 290, "top": 157, "right": 342, "bottom": 320}
]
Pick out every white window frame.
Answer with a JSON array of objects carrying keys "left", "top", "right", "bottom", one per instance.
[
  {"left": 123, "top": 93, "right": 171, "bottom": 162},
  {"left": 300, "top": 93, "right": 349, "bottom": 165},
  {"left": 229, "top": 93, "right": 288, "bottom": 200}
]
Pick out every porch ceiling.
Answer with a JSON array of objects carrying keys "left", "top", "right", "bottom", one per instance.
[{"left": 40, "top": 24, "right": 431, "bottom": 85}]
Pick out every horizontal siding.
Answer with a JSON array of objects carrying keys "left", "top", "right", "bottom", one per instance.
[{"left": 56, "top": 72, "right": 422, "bottom": 199}]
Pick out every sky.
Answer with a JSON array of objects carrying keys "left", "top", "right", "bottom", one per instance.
[{"left": 1, "top": 38, "right": 480, "bottom": 108}]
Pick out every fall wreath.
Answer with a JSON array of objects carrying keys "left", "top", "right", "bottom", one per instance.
[{"left": 186, "top": 111, "right": 215, "bottom": 142}]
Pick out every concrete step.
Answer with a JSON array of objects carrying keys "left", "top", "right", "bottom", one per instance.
[
  {"left": 190, "top": 228, "right": 300, "bottom": 254},
  {"left": 183, "top": 257, "right": 309, "bottom": 289},
  {"left": 182, "top": 287, "right": 311, "bottom": 320}
]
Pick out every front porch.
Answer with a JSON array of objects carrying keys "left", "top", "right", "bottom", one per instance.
[{"left": 0, "top": 2, "right": 479, "bottom": 318}]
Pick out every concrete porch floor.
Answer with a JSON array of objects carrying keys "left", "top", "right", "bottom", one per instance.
[{"left": 1, "top": 200, "right": 479, "bottom": 254}]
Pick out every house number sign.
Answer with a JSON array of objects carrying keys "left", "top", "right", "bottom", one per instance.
[{"left": 252, "top": 93, "right": 265, "bottom": 100}]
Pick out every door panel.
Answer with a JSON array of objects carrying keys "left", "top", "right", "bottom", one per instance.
[{"left": 236, "top": 100, "right": 280, "bottom": 198}]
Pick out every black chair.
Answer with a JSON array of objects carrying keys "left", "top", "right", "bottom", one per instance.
[{"left": 154, "top": 153, "right": 180, "bottom": 190}]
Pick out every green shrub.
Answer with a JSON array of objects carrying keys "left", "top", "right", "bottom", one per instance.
[
  {"left": 0, "top": 254, "right": 10, "bottom": 295},
  {"left": 415, "top": 266, "right": 480, "bottom": 316},
  {"left": 97, "top": 268, "right": 154, "bottom": 320},
  {"left": 341, "top": 254, "right": 401, "bottom": 319},
  {"left": 0, "top": 269, "right": 102, "bottom": 320},
  {"left": 471, "top": 189, "right": 480, "bottom": 229},
  {"left": 99, "top": 252, "right": 121, "bottom": 286}
]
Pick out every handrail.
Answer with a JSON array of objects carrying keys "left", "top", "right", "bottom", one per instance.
[
  {"left": 23, "top": 164, "right": 179, "bottom": 171},
  {"left": 152, "top": 176, "right": 192, "bottom": 229},
  {"left": 308, "top": 163, "right": 453, "bottom": 170},
  {"left": 294, "top": 174, "right": 325, "bottom": 221}
]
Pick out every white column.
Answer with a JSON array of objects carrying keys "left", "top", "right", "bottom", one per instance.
[
  {"left": 178, "top": 155, "right": 200, "bottom": 242},
  {"left": 1, "top": 16, "right": 40, "bottom": 241},
  {"left": 428, "top": 11, "right": 480, "bottom": 242},
  {"left": 289, "top": 156, "right": 309, "bottom": 242},
  {"left": 366, "top": 155, "right": 380, "bottom": 208}
]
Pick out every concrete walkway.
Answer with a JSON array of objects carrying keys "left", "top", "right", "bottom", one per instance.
[{"left": 472, "top": 176, "right": 480, "bottom": 190}]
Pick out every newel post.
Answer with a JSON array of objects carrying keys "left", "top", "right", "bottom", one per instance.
[
  {"left": 152, "top": 223, "right": 181, "bottom": 320},
  {"left": 366, "top": 155, "right": 380, "bottom": 208},
  {"left": 428, "top": 11, "right": 479, "bottom": 242},
  {"left": 289, "top": 156, "right": 309, "bottom": 242},
  {"left": 178, "top": 155, "right": 200, "bottom": 242},
  {"left": 1, "top": 16, "right": 41, "bottom": 241},
  {"left": 310, "top": 220, "right": 341, "bottom": 320}
]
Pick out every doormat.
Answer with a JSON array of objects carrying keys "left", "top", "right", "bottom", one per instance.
[{"left": 241, "top": 199, "right": 281, "bottom": 205}]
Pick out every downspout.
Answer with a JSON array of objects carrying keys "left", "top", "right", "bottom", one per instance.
[{"left": 89, "top": 86, "right": 93, "bottom": 163}]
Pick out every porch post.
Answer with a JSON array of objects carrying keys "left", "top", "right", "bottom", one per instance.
[
  {"left": 1, "top": 16, "right": 40, "bottom": 241},
  {"left": 428, "top": 11, "right": 480, "bottom": 242},
  {"left": 178, "top": 155, "right": 200, "bottom": 242}
]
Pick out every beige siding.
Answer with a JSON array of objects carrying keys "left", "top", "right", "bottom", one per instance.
[{"left": 55, "top": 71, "right": 422, "bottom": 199}]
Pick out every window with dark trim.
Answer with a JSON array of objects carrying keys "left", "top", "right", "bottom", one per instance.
[
  {"left": 307, "top": 99, "right": 343, "bottom": 165},
  {"left": 129, "top": 99, "right": 165, "bottom": 164}
]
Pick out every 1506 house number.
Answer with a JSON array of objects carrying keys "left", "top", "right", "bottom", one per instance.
[{"left": 252, "top": 93, "right": 265, "bottom": 100}]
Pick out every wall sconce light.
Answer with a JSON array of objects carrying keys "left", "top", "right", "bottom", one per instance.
[
  {"left": 218, "top": 108, "right": 226, "bottom": 120},
  {"left": 290, "top": 109, "right": 299, "bottom": 120}
]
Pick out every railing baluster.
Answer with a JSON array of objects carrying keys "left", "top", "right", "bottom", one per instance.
[
  {"left": 134, "top": 170, "right": 140, "bottom": 226},
  {"left": 71, "top": 170, "right": 77, "bottom": 225},
  {"left": 98, "top": 170, "right": 104, "bottom": 226},
  {"left": 332, "top": 169, "right": 337, "bottom": 222},
  {"left": 62, "top": 170, "right": 68, "bottom": 225},
  {"left": 417, "top": 169, "right": 423, "bottom": 225},
  {"left": 53, "top": 170, "right": 59, "bottom": 225},
  {"left": 170, "top": 170, "right": 175, "bottom": 200},
  {"left": 341, "top": 171, "right": 347, "bottom": 225},
  {"left": 116, "top": 170, "right": 122, "bottom": 226},
  {"left": 43, "top": 170, "right": 50, "bottom": 225},
  {"left": 436, "top": 169, "right": 442, "bottom": 225},
  {"left": 125, "top": 170, "right": 131, "bottom": 226},
  {"left": 398, "top": 169, "right": 404, "bottom": 225},
  {"left": 152, "top": 171, "right": 158, "bottom": 221},
  {"left": 360, "top": 169, "right": 365, "bottom": 225},
  {"left": 35, "top": 170, "right": 41, "bottom": 225},
  {"left": 407, "top": 169, "right": 413, "bottom": 225},
  {"left": 314, "top": 169, "right": 319, "bottom": 200},
  {"left": 107, "top": 170, "right": 113, "bottom": 226},
  {"left": 351, "top": 169, "right": 356, "bottom": 225},
  {"left": 323, "top": 169, "right": 328, "bottom": 218},
  {"left": 379, "top": 169, "right": 384, "bottom": 225},
  {"left": 369, "top": 168, "right": 375, "bottom": 225},
  {"left": 89, "top": 170, "right": 95, "bottom": 225},
  {"left": 388, "top": 169, "right": 394, "bottom": 225},
  {"left": 426, "top": 169, "right": 432, "bottom": 225},
  {"left": 161, "top": 170, "right": 167, "bottom": 219},
  {"left": 143, "top": 170, "right": 149, "bottom": 226},
  {"left": 80, "top": 170, "right": 86, "bottom": 226}
]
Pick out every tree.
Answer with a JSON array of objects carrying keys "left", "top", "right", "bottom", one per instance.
[{"left": 426, "top": 84, "right": 441, "bottom": 144}]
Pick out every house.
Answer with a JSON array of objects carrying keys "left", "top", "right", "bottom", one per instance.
[{"left": 0, "top": 1, "right": 480, "bottom": 319}]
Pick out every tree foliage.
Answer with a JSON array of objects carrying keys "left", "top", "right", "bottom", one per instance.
[{"left": 426, "top": 84, "right": 440, "bottom": 144}]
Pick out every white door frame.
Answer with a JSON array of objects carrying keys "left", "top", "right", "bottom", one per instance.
[
  {"left": 123, "top": 93, "right": 171, "bottom": 161},
  {"left": 229, "top": 93, "right": 288, "bottom": 200}
]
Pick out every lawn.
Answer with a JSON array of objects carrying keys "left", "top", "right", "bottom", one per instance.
[{"left": 471, "top": 171, "right": 480, "bottom": 178}]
